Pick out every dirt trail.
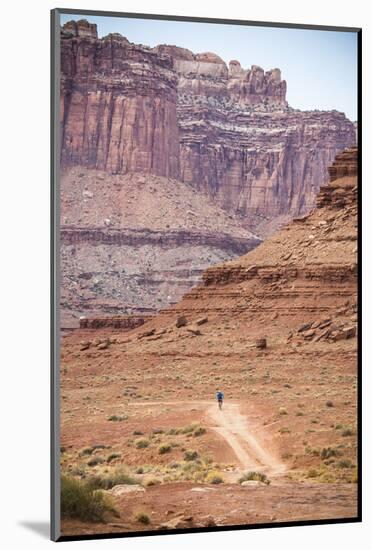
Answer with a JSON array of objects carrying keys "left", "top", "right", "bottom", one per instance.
[
  {"left": 130, "top": 400, "right": 285, "bottom": 476},
  {"left": 207, "top": 403, "right": 285, "bottom": 476}
]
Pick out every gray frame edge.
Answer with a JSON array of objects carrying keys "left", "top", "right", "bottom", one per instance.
[
  {"left": 56, "top": 7, "right": 361, "bottom": 33},
  {"left": 51, "top": 7, "right": 61, "bottom": 542},
  {"left": 51, "top": 7, "right": 361, "bottom": 542}
]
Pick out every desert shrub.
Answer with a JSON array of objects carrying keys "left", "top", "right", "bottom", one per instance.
[
  {"left": 87, "top": 457, "right": 105, "bottom": 467},
  {"left": 305, "top": 446, "right": 320, "bottom": 457},
  {"left": 279, "top": 407, "right": 288, "bottom": 416},
  {"left": 143, "top": 476, "right": 161, "bottom": 487},
  {"left": 61, "top": 475, "right": 117, "bottom": 522},
  {"left": 342, "top": 428, "right": 355, "bottom": 437},
  {"left": 296, "top": 411, "right": 304, "bottom": 416},
  {"left": 238, "top": 471, "right": 270, "bottom": 485},
  {"left": 158, "top": 444, "right": 171, "bottom": 455},
  {"left": 320, "top": 447, "right": 338, "bottom": 460},
  {"left": 135, "top": 438, "right": 150, "bottom": 449},
  {"left": 181, "top": 422, "right": 202, "bottom": 435},
  {"left": 278, "top": 427, "right": 291, "bottom": 434},
  {"left": 108, "top": 415, "right": 128, "bottom": 422},
  {"left": 166, "top": 428, "right": 181, "bottom": 435},
  {"left": 136, "top": 467, "right": 144, "bottom": 474},
  {"left": 79, "top": 447, "right": 94, "bottom": 456},
  {"left": 338, "top": 459, "right": 354, "bottom": 469},
  {"left": 106, "top": 453, "right": 121, "bottom": 463},
  {"left": 326, "top": 400, "right": 334, "bottom": 408},
  {"left": 307, "top": 469, "right": 319, "bottom": 478},
  {"left": 205, "top": 470, "right": 224, "bottom": 484},
  {"left": 136, "top": 512, "right": 150, "bottom": 524},
  {"left": 184, "top": 450, "right": 199, "bottom": 461},
  {"left": 133, "top": 430, "right": 144, "bottom": 436},
  {"left": 87, "top": 469, "right": 138, "bottom": 490}
]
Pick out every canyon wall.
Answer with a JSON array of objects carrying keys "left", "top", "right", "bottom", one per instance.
[
  {"left": 60, "top": 20, "right": 356, "bottom": 227},
  {"left": 59, "top": 20, "right": 357, "bottom": 327}
]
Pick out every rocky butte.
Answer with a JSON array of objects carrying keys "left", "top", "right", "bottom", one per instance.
[{"left": 59, "top": 19, "right": 356, "bottom": 326}]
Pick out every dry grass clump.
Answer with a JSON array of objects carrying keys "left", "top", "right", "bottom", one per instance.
[
  {"left": 135, "top": 438, "right": 150, "bottom": 449},
  {"left": 87, "top": 468, "right": 138, "bottom": 490},
  {"left": 205, "top": 470, "right": 224, "bottom": 484},
  {"left": 135, "top": 512, "right": 150, "bottom": 524},
  {"left": 61, "top": 475, "right": 118, "bottom": 522},
  {"left": 158, "top": 444, "right": 172, "bottom": 455}
]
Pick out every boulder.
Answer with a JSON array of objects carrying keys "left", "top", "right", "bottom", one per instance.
[
  {"left": 342, "top": 326, "right": 356, "bottom": 339},
  {"left": 138, "top": 329, "right": 156, "bottom": 339},
  {"left": 109, "top": 484, "right": 145, "bottom": 496},
  {"left": 298, "top": 322, "right": 313, "bottom": 333},
  {"left": 97, "top": 341, "right": 109, "bottom": 350},
  {"left": 175, "top": 316, "right": 188, "bottom": 328},
  {"left": 186, "top": 326, "right": 201, "bottom": 336},
  {"left": 256, "top": 338, "right": 267, "bottom": 349},
  {"left": 80, "top": 341, "right": 91, "bottom": 351},
  {"left": 195, "top": 317, "right": 208, "bottom": 326}
]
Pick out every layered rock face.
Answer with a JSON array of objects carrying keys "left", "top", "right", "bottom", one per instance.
[
  {"left": 137, "top": 147, "right": 357, "bottom": 334},
  {"left": 59, "top": 20, "right": 356, "bottom": 326},
  {"left": 79, "top": 314, "right": 153, "bottom": 330},
  {"left": 60, "top": 168, "right": 260, "bottom": 327},
  {"left": 60, "top": 24, "right": 179, "bottom": 177},
  {"left": 60, "top": 20, "right": 356, "bottom": 227}
]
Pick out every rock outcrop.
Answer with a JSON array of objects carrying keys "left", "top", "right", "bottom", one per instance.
[{"left": 79, "top": 314, "right": 153, "bottom": 330}]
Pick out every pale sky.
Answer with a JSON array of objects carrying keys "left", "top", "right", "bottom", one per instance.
[{"left": 60, "top": 13, "right": 358, "bottom": 121}]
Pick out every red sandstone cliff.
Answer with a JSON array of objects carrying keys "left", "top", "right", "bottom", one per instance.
[
  {"left": 60, "top": 19, "right": 356, "bottom": 228},
  {"left": 59, "top": 20, "right": 357, "bottom": 327}
]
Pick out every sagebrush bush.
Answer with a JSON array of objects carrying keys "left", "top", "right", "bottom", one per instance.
[
  {"left": 320, "top": 447, "right": 338, "bottom": 460},
  {"left": 106, "top": 453, "right": 121, "bottom": 463},
  {"left": 135, "top": 438, "right": 150, "bottom": 449},
  {"left": 108, "top": 415, "right": 127, "bottom": 422},
  {"left": 136, "top": 512, "right": 150, "bottom": 524},
  {"left": 205, "top": 470, "right": 224, "bottom": 484},
  {"left": 158, "top": 444, "right": 171, "bottom": 455},
  {"left": 143, "top": 476, "right": 161, "bottom": 487},
  {"left": 61, "top": 475, "right": 117, "bottom": 522},
  {"left": 79, "top": 447, "right": 94, "bottom": 456},
  {"left": 184, "top": 450, "right": 199, "bottom": 461},
  {"left": 193, "top": 426, "right": 206, "bottom": 437},
  {"left": 87, "top": 456, "right": 105, "bottom": 467},
  {"left": 338, "top": 459, "right": 354, "bottom": 469}
]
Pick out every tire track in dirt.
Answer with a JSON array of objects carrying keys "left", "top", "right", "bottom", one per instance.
[{"left": 207, "top": 403, "right": 286, "bottom": 476}]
